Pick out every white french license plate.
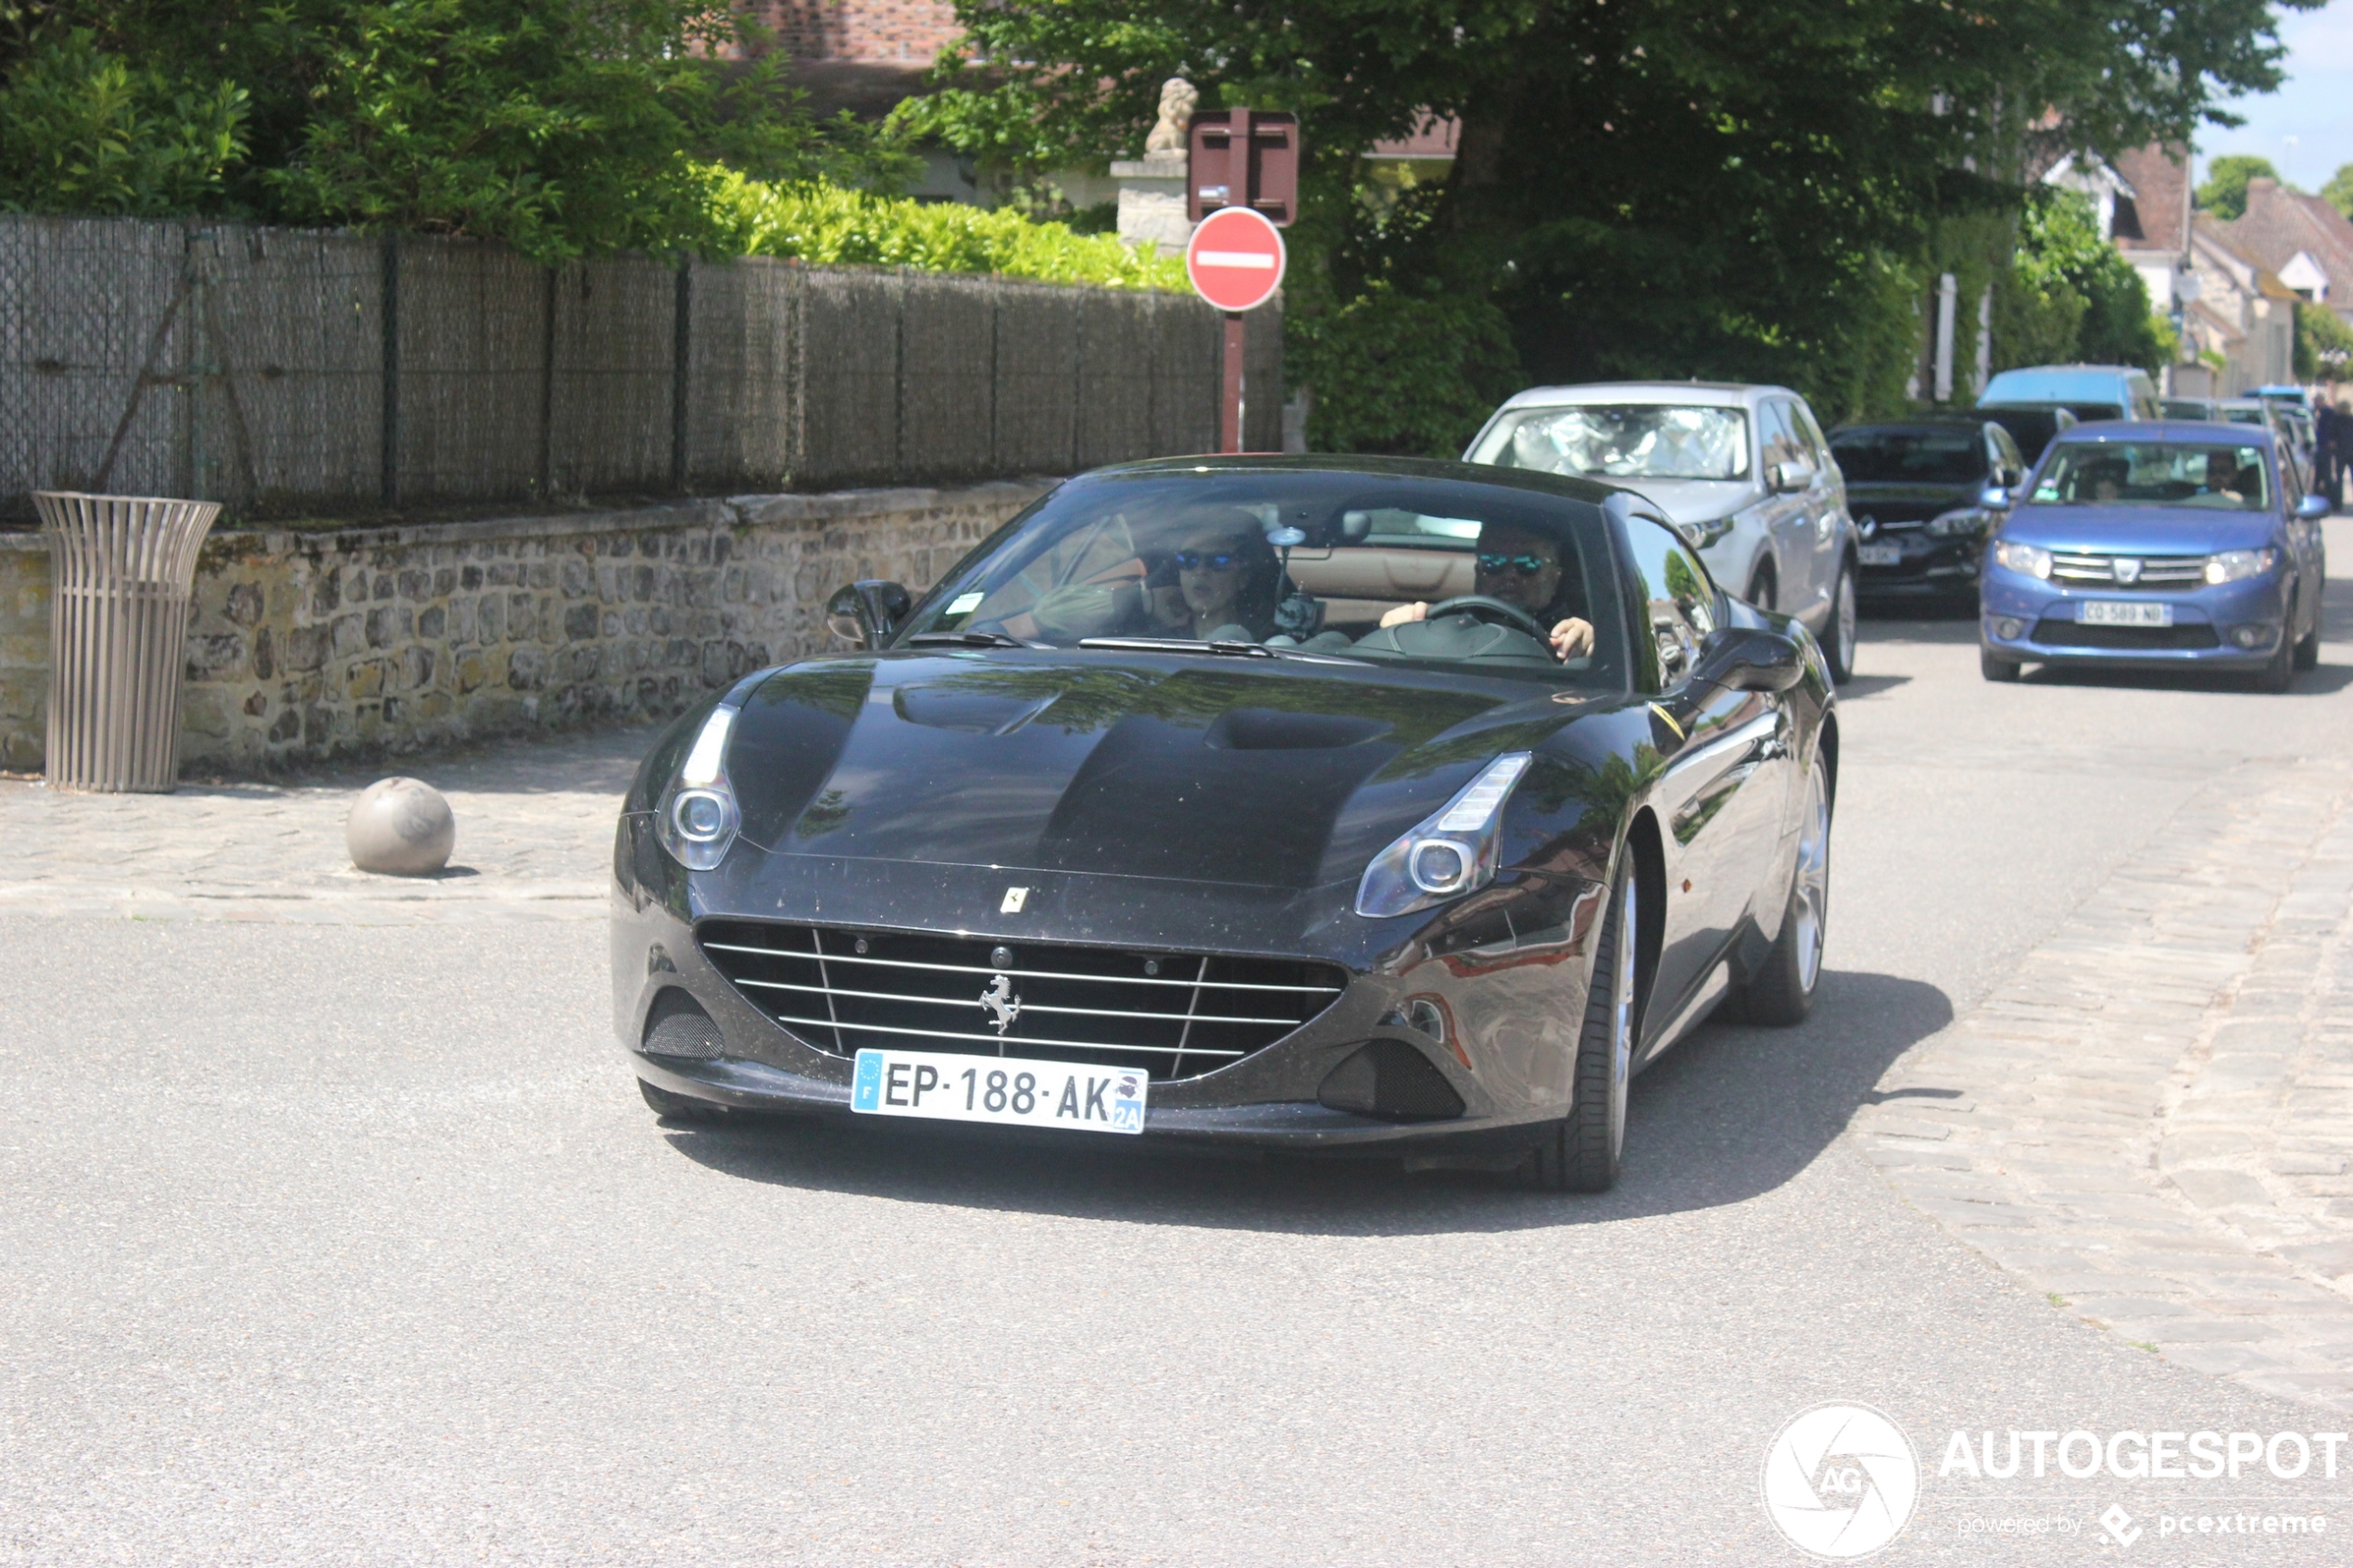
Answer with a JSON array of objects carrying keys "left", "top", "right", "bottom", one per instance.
[
  {"left": 850, "top": 1047, "right": 1148, "bottom": 1135},
  {"left": 1857, "top": 543, "right": 1903, "bottom": 567},
  {"left": 2080, "top": 600, "right": 2173, "bottom": 627}
]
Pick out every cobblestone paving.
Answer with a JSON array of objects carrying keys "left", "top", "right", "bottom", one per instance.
[
  {"left": 1857, "top": 755, "right": 2353, "bottom": 1412},
  {"left": 0, "top": 723, "right": 661, "bottom": 922}
]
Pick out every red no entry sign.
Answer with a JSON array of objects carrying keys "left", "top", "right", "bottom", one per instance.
[{"left": 1186, "top": 207, "right": 1287, "bottom": 314}]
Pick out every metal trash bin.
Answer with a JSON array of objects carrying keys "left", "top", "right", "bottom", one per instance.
[{"left": 35, "top": 491, "right": 223, "bottom": 793}]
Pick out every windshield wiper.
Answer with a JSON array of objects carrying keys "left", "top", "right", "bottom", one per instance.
[
  {"left": 1078, "top": 636, "right": 1275, "bottom": 659},
  {"left": 1076, "top": 637, "right": 1367, "bottom": 666},
  {"left": 907, "top": 630, "right": 1030, "bottom": 649}
]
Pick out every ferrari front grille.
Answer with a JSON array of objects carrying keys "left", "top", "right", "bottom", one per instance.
[
  {"left": 697, "top": 921, "right": 1348, "bottom": 1082},
  {"left": 2048, "top": 551, "right": 2208, "bottom": 588}
]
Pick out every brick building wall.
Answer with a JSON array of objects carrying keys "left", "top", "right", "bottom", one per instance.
[{"left": 757, "top": 0, "right": 962, "bottom": 63}]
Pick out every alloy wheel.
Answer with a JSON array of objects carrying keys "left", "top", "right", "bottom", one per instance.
[
  {"left": 1791, "top": 756, "right": 1831, "bottom": 994},
  {"left": 1833, "top": 571, "right": 1857, "bottom": 680},
  {"left": 1608, "top": 872, "right": 1638, "bottom": 1160}
]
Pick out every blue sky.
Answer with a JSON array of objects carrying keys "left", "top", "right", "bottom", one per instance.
[{"left": 2199, "top": 3, "right": 2353, "bottom": 188}]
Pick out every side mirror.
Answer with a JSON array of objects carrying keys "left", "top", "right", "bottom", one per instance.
[
  {"left": 1978, "top": 485, "right": 2011, "bottom": 510},
  {"left": 1768, "top": 461, "right": 1811, "bottom": 495},
  {"left": 1699, "top": 627, "right": 1806, "bottom": 693},
  {"left": 2296, "top": 494, "right": 2333, "bottom": 521},
  {"left": 825, "top": 580, "right": 912, "bottom": 648}
]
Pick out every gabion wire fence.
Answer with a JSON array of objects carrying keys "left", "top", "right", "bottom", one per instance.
[{"left": 0, "top": 216, "right": 1278, "bottom": 522}]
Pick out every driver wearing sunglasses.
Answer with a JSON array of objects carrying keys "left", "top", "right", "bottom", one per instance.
[{"left": 1378, "top": 524, "right": 1597, "bottom": 660}]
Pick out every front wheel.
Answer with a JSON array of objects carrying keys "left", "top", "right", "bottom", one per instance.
[
  {"left": 1824, "top": 560, "right": 1857, "bottom": 684},
  {"left": 1524, "top": 861, "right": 1641, "bottom": 1193},
  {"left": 1739, "top": 747, "right": 1831, "bottom": 1025},
  {"left": 1980, "top": 645, "right": 2022, "bottom": 683},
  {"left": 2256, "top": 610, "right": 2296, "bottom": 694}
]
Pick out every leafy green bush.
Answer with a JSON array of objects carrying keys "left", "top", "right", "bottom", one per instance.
[
  {"left": 2296, "top": 302, "right": 2353, "bottom": 383},
  {"left": 1290, "top": 286, "right": 1520, "bottom": 457},
  {"left": 0, "top": 30, "right": 246, "bottom": 215},
  {"left": 1994, "top": 189, "right": 2167, "bottom": 375},
  {"left": 708, "top": 171, "right": 1189, "bottom": 290}
]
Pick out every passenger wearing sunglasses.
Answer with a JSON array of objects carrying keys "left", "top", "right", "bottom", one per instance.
[
  {"left": 1377, "top": 524, "right": 1597, "bottom": 660},
  {"left": 1165, "top": 521, "right": 1279, "bottom": 640}
]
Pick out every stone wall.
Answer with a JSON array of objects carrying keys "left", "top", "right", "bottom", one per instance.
[{"left": 0, "top": 482, "right": 1046, "bottom": 775}]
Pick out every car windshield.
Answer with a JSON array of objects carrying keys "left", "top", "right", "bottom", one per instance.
[
  {"left": 1829, "top": 429, "right": 1983, "bottom": 484},
  {"left": 898, "top": 470, "right": 1632, "bottom": 687},
  {"left": 1472, "top": 405, "right": 1749, "bottom": 481},
  {"left": 2029, "top": 443, "right": 2272, "bottom": 510}
]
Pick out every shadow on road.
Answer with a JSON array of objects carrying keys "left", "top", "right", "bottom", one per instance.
[{"left": 660, "top": 969, "right": 1953, "bottom": 1236}]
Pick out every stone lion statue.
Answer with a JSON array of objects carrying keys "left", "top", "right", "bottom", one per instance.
[{"left": 1144, "top": 78, "right": 1197, "bottom": 156}]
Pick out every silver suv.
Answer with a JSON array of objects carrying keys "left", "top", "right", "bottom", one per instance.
[{"left": 1463, "top": 381, "right": 1859, "bottom": 680}]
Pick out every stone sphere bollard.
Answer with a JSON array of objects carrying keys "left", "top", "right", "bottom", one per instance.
[{"left": 346, "top": 777, "right": 456, "bottom": 876}]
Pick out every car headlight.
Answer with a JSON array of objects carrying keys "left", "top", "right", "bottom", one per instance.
[
  {"left": 1926, "top": 508, "right": 1985, "bottom": 538},
  {"left": 654, "top": 705, "right": 742, "bottom": 871},
  {"left": 1355, "top": 753, "right": 1532, "bottom": 919},
  {"left": 1684, "top": 513, "right": 1737, "bottom": 548},
  {"left": 2204, "top": 547, "right": 2279, "bottom": 584},
  {"left": 1993, "top": 539, "right": 2052, "bottom": 579}
]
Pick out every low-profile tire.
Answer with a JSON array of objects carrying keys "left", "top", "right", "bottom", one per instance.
[
  {"left": 1740, "top": 746, "right": 1831, "bottom": 1026},
  {"left": 1523, "top": 861, "right": 1640, "bottom": 1194},
  {"left": 1824, "top": 560, "right": 1858, "bottom": 684},
  {"left": 2296, "top": 626, "right": 2322, "bottom": 671},
  {"left": 1980, "top": 645, "right": 2022, "bottom": 683},
  {"left": 639, "top": 1077, "right": 729, "bottom": 1122}
]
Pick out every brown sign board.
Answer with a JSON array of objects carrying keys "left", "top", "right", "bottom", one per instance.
[{"left": 1186, "top": 110, "right": 1301, "bottom": 226}]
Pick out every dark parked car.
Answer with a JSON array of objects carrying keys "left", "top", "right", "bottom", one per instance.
[
  {"left": 613, "top": 457, "right": 1838, "bottom": 1193},
  {"left": 1978, "top": 403, "right": 2079, "bottom": 465},
  {"left": 1830, "top": 418, "right": 2025, "bottom": 606},
  {"left": 1981, "top": 423, "right": 2330, "bottom": 691}
]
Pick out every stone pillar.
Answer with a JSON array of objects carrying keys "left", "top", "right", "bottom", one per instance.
[{"left": 1114, "top": 153, "right": 1193, "bottom": 257}]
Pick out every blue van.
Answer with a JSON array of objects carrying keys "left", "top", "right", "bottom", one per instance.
[{"left": 1978, "top": 365, "right": 2161, "bottom": 423}]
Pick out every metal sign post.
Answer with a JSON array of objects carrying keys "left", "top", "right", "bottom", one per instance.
[
  {"left": 1185, "top": 207, "right": 1288, "bottom": 453},
  {"left": 1185, "top": 110, "right": 1299, "bottom": 454}
]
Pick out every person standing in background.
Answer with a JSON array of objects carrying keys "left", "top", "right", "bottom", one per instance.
[{"left": 2317, "top": 396, "right": 2346, "bottom": 507}]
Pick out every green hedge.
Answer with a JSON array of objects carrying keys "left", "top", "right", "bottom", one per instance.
[{"left": 707, "top": 170, "right": 1188, "bottom": 292}]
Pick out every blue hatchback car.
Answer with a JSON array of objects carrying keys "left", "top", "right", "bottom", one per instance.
[{"left": 1980, "top": 421, "right": 2330, "bottom": 691}]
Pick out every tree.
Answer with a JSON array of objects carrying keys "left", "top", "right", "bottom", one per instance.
[
  {"left": 0, "top": 1, "right": 911, "bottom": 257},
  {"left": 902, "top": 0, "right": 2316, "bottom": 445},
  {"left": 2197, "top": 153, "right": 2280, "bottom": 219},
  {"left": 2323, "top": 162, "right": 2353, "bottom": 220},
  {"left": 2296, "top": 302, "right": 2353, "bottom": 382}
]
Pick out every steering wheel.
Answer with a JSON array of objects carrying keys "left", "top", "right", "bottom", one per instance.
[{"left": 1424, "top": 595, "right": 1549, "bottom": 641}]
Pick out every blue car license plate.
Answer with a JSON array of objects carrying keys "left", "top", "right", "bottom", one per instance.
[
  {"left": 851, "top": 1047, "right": 1148, "bottom": 1134},
  {"left": 2080, "top": 600, "right": 2173, "bottom": 628}
]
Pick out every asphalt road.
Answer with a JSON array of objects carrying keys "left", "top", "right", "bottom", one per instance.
[{"left": 7, "top": 521, "right": 2353, "bottom": 1565}]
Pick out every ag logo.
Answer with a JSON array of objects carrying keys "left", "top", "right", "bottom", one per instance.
[{"left": 1761, "top": 1402, "right": 1919, "bottom": 1559}]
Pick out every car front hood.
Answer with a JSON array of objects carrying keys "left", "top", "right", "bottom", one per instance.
[
  {"left": 721, "top": 651, "right": 1579, "bottom": 890},
  {"left": 1845, "top": 483, "right": 1976, "bottom": 526},
  {"left": 1604, "top": 477, "right": 1755, "bottom": 523},
  {"left": 1999, "top": 505, "right": 2278, "bottom": 556}
]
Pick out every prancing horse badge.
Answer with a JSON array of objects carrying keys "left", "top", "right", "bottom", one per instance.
[{"left": 1000, "top": 886, "right": 1029, "bottom": 912}]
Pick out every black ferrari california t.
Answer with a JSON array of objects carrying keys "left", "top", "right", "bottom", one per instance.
[{"left": 612, "top": 456, "right": 1836, "bottom": 1191}]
